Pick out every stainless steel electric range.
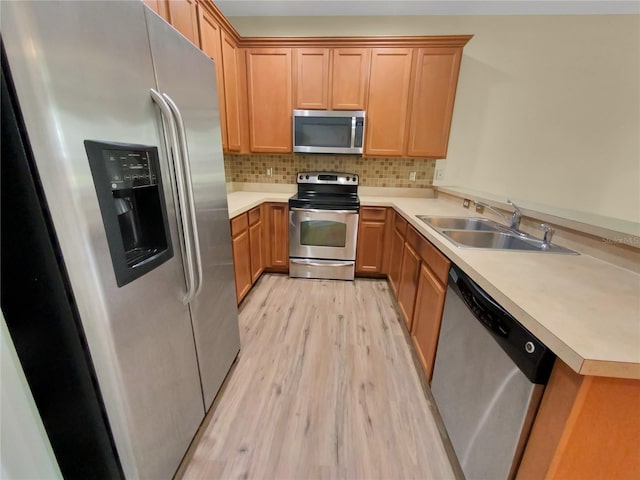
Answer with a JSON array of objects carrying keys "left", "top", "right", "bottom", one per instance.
[{"left": 288, "top": 172, "right": 359, "bottom": 280}]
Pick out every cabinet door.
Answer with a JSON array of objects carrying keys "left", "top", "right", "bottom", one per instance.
[
  {"left": 294, "top": 48, "right": 330, "bottom": 110},
  {"left": 265, "top": 203, "right": 289, "bottom": 271},
  {"left": 365, "top": 48, "right": 414, "bottom": 156},
  {"left": 388, "top": 226, "right": 405, "bottom": 297},
  {"left": 397, "top": 242, "right": 421, "bottom": 331},
  {"left": 248, "top": 207, "right": 264, "bottom": 283},
  {"left": 246, "top": 49, "right": 292, "bottom": 153},
  {"left": 231, "top": 214, "right": 252, "bottom": 304},
  {"left": 411, "top": 263, "right": 447, "bottom": 381},
  {"left": 143, "top": 0, "right": 169, "bottom": 21},
  {"left": 355, "top": 207, "right": 387, "bottom": 275},
  {"left": 407, "top": 47, "right": 463, "bottom": 158},
  {"left": 221, "top": 31, "right": 242, "bottom": 152},
  {"left": 167, "top": 0, "right": 199, "bottom": 47},
  {"left": 331, "top": 48, "right": 370, "bottom": 110},
  {"left": 197, "top": 6, "right": 227, "bottom": 150}
]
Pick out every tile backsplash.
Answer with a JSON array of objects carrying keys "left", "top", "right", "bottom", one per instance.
[{"left": 224, "top": 153, "right": 436, "bottom": 188}]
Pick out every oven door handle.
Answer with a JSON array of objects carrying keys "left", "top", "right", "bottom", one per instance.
[
  {"left": 290, "top": 207, "right": 359, "bottom": 215},
  {"left": 290, "top": 259, "right": 354, "bottom": 268}
]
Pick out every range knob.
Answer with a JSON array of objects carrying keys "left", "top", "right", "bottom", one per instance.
[
  {"left": 346, "top": 176, "right": 350, "bottom": 181},
  {"left": 353, "top": 177, "right": 357, "bottom": 182},
  {"left": 305, "top": 175, "right": 309, "bottom": 179},
  {"left": 525, "top": 341, "right": 536, "bottom": 354},
  {"left": 299, "top": 175, "right": 303, "bottom": 180}
]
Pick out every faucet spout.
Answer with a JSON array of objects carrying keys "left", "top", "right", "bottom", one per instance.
[{"left": 474, "top": 199, "right": 522, "bottom": 230}]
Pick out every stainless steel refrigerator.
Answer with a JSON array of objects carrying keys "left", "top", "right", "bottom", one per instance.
[{"left": 1, "top": 2, "right": 240, "bottom": 478}]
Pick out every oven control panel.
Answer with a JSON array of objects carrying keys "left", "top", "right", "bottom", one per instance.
[{"left": 297, "top": 172, "right": 358, "bottom": 185}]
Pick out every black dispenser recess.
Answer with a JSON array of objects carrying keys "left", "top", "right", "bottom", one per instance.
[{"left": 85, "top": 140, "right": 173, "bottom": 286}]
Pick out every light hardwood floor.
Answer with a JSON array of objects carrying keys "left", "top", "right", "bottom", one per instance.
[{"left": 179, "top": 274, "right": 457, "bottom": 479}]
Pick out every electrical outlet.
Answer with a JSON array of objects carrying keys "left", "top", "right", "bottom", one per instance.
[
  {"left": 266, "top": 167, "right": 272, "bottom": 176},
  {"left": 409, "top": 171, "right": 416, "bottom": 182},
  {"left": 463, "top": 199, "right": 471, "bottom": 208}
]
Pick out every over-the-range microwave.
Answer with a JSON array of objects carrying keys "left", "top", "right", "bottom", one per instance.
[{"left": 293, "top": 109, "right": 365, "bottom": 155}]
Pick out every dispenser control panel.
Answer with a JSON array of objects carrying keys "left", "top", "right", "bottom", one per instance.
[{"left": 103, "top": 149, "right": 157, "bottom": 190}]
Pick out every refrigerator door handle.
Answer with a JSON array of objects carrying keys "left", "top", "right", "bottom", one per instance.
[
  {"left": 150, "top": 89, "right": 197, "bottom": 304},
  {"left": 162, "top": 93, "right": 204, "bottom": 298}
]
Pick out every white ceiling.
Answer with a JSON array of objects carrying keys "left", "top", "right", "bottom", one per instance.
[{"left": 214, "top": 1, "right": 640, "bottom": 16}]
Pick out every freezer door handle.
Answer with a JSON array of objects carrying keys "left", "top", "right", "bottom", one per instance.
[
  {"left": 150, "top": 89, "right": 197, "bottom": 304},
  {"left": 162, "top": 93, "right": 203, "bottom": 299}
]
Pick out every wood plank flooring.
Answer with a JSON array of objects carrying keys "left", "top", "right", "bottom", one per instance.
[{"left": 179, "top": 274, "right": 456, "bottom": 479}]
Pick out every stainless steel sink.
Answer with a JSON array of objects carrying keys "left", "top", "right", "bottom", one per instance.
[
  {"left": 417, "top": 216, "right": 505, "bottom": 232},
  {"left": 416, "top": 215, "right": 578, "bottom": 254}
]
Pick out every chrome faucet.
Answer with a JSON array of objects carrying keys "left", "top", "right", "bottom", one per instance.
[
  {"left": 474, "top": 199, "right": 522, "bottom": 230},
  {"left": 539, "top": 224, "right": 555, "bottom": 249}
]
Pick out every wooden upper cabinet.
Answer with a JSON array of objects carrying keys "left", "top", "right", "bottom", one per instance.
[
  {"left": 294, "top": 48, "right": 330, "bottom": 110},
  {"left": 407, "top": 47, "right": 463, "bottom": 158},
  {"left": 142, "top": 0, "right": 169, "bottom": 21},
  {"left": 197, "top": 5, "right": 227, "bottom": 150},
  {"left": 365, "top": 48, "right": 414, "bottom": 156},
  {"left": 167, "top": 0, "right": 200, "bottom": 47},
  {"left": 221, "top": 32, "right": 242, "bottom": 152},
  {"left": 331, "top": 48, "right": 370, "bottom": 110},
  {"left": 246, "top": 49, "right": 293, "bottom": 153}
]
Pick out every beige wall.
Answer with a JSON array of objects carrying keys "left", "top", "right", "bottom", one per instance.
[{"left": 229, "top": 15, "right": 640, "bottom": 226}]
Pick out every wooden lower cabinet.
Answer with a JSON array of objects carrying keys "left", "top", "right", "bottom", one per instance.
[
  {"left": 264, "top": 203, "right": 289, "bottom": 272},
  {"left": 397, "top": 239, "right": 420, "bottom": 331},
  {"left": 411, "top": 264, "right": 448, "bottom": 382},
  {"left": 230, "top": 213, "right": 252, "bottom": 304},
  {"left": 517, "top": 361, "right": 640, "bottom": 479},
  {"left": 387, "top": 212, "right": 407, "bottom": 296},
  {"left": 355, "top": 207, "right": 389, "bottom": 276},
  {"left": 248, "top": 206, "right": 264, "bottom": 283}
]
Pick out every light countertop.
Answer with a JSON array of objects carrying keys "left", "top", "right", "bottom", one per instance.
[{"left": 227, "top": 191, "right": 640, "bottom": 380}]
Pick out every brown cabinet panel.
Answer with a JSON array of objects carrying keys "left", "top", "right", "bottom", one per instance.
[
  {"left": 294, "top": 48, "right": 330, "bottom": 110},
  {"left": 356, "top": 220, "right": 387, "bottom": 275},
  {"left": 388, "top": 214, "right": 406, "bottom": 297},
  {"left": 397, "top": 242, "right": 420, "bottom": 331},
  {"left": 167, "top": 0, "right": 199, "bottom": 47},
  {"left": 415, "top": 233, "right": 450, "bottom": 284},
  {"left": 265, "top": 203, "right": 289, "bottom": 271},
  {"left": 221, "top": 31, "right": 242, "bottom": 152},
  {"left": 365, "top": 48, "right": 414, "bottom": 156},
  {"left": 407, "top": 47, "right": 463, "bottom": 158},
  {"left": 249, "top": 210, "right": 264, "bottom": 284},
  {"left": 360, "top": 206, "right": 387, "bottom": 221},
  {"left": 231, "top": 224, "right": 252, "bottom": 304},
  {"left": 230, "top": 212, "right": 248, "bottom": 237},
  {"left": 197, "top": 6, "right": 227, "bottom": 150},
  {"left": 246, "top": 49, "right": 292, "bottom": 153},
  {"left": 331, "top": 48, "right": 370, "bottom": 110},
  {"left": 143, "top": 0, "right": 169, "bottom": 20},
  {"left": 411, "top": 263, "right": 447, "bottom": 382}
]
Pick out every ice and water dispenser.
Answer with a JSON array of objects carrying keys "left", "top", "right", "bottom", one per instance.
[{"left": 85, "top": 141, "right": 173, "bottom": 286}]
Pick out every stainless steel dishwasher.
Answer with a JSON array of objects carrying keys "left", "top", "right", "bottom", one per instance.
[{"left": 431, "top": 264, "right": 555, "bottom": 480}]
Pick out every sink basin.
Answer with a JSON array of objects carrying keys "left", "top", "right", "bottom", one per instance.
[
  {"left": 440, "top": 230, "right": 578, "bottom": 254},
  {"left": 417, "top": 216, "right": 505, "bottom": 232},
  {"left": 415, "top": 215, "right": 578, "bottom": 254}
]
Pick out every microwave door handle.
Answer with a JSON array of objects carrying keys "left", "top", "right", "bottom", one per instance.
[{"left": 350, "top": 116, "right": 356, "bottom": 149}]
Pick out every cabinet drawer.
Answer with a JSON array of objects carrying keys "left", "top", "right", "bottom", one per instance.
[
  {"left": 406, "top": 225, "right": 421, "bottom": 251},
  {"left": 361, "top": 206, "right": 387, "bottom": 222},
  {"left": 394, "top": 212, "right": 408, "bottom": 237},
  {"left": 230, "top": 213, "right": 248, "bottom": 237},
  {"left": 248, "top": 206, "right": 261, "bottom": 226},
  {"left": 417, "top": 236, "right": 450, "bottom": 285}
]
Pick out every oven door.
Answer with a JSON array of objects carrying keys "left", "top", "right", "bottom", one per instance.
[{"left": 289, "top": 208, "right": 358, "bottom": 261}]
